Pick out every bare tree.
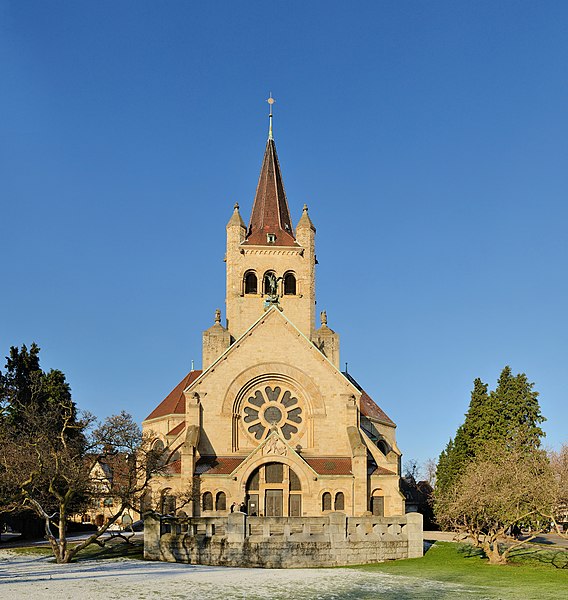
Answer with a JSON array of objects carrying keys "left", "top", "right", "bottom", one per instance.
[
  {"left": 546, "top": 444, "right": 568, "bottom": 536},
  {"left": 0, "top": 406, "right": 167, "bottom": 563},
  {"left": 423, "top": 458, "right": 437, "bottom": 487},
  {"left": 435, "top": 441, "right": 556, "bottom": 565}
]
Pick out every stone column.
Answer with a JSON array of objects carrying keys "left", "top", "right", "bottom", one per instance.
[
  {"left": 144, "top": 512, "right": 161, "bottom": 560},
  {"left": 327, "top": 512, "right": 347, "bottom": 543},
  {"left": 226, "top": 511, "right": 246, "bottom": 542},
  {"left": 405, "top": 512, "right": 423, "bottom": 558}
]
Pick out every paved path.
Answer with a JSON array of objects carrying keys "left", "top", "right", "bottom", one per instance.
[{"left": 424, "top": 530, "right": 568, "bottom": 549}]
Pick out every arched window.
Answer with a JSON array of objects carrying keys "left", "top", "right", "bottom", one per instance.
[
  {"left": 322, "top": 492, "right": 332, "bottom": 512},
  {"left": 335, "top": 492, "right": 345, "bottom": 511},
  {"left": 216, "top": 491, "right": 227, "bottom": 511},
  {"left": 202, "top": 491, "right": 213, "bottom": 512},
  {"left": 148, "top": 439, "right": 166, "bottom": 473},
  {"left": 244, "top": 271, "right": 258, "bottom": 295},
  {"left": 377, "top": 440, "right": 389, "bottom": 456},
  {"left": 283, "top": 272, "right": 296, "bottom": 295},
  {"left": 371, "top": 490, "right": 385, "bottom": 516},
  {"left": 263, "top": 271, "right": 277, "bottom": 295},
  {"left": 289, "top": 469, "right": 301, "bottom": 491}
]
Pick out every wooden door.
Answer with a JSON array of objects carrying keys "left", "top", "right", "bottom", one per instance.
[
  {"left": 265, "top": 489, "right": 283, "bottom": 516},
  {"left": 371, "top": 496, "right": 384, "bottom": 517}
]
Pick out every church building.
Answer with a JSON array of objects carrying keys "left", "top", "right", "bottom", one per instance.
[{"left": 142, "top": 107, "right": 405, "bottom": 519}]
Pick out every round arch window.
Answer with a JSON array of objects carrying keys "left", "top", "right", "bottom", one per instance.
[
  {"left": 244, "top": 271, "right": 258, "bottom": 295},
  {"left": 242, "top": 385, "right": 303, "bottom": 442},
  {"left": 283, "top": 272, "right": 296, "bottom": 295}
]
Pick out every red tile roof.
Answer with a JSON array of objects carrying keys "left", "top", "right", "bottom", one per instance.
[
  {"left": 360, "top": 391, "right": 395, "bottom": 426},
  {"left": 166, "top": 459, "right": 181, "bottom": 474},
  {"left": 167, "top": 422, "right": 185, "bottom": 437},
  {"left": 244, "top": 139, "right": 297, "bottom": 247},
  {"left": 145, "top": 370, "right": 202, "bottom": 421},
  {"left": 342, "top": 372, "right": 395, "bottom": 426},
  {"left": 372, "top": 466, "right": 396, "bottom": 476},
  {"left": 195, "top": 456, "right": 245, "bottom": 475},
  {"left": 303, "top": 457, "right": 352, "bottom": 475}
]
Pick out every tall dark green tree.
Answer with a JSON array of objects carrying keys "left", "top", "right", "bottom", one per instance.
[
  {"left": 0, "top": 343, "right": 79, "bottom": 437},
  {"left": 491, "top": 366, "right": 545, "bottom": 449},
  {"left": 435, "top": 367, "right": 546, "bottom": 496}
]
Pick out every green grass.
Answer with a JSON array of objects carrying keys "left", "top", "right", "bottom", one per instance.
[
  {"left": 10, "top": 538, "right": 144, "bottom": 562},
  {"left": 359, "top": 542, "right": 568, "bottom": 600}
]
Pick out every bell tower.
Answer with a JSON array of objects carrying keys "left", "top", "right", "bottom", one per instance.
[{"left": 225, "top": 99, "right": 317, "bottom": 341}]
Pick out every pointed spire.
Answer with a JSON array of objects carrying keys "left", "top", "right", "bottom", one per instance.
[
  {"left": 245, "top": 132, "right": 296, "bottom": 247},
  {"left": 296, "top": 203, "right": 316, "bottom": 232},
  {"left": 227, "top": 202, "right": 246, "bottom": 229}
]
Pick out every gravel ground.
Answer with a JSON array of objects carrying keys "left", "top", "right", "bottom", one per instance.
[{"left": 0, "top": 550, "right": 498, "bottom": 600}]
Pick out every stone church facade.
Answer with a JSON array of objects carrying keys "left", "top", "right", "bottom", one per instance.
[{"left": 142, "top": 119, "right": 405, "bottom": 520}]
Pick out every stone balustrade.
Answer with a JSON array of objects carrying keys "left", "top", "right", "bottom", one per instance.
[{"left": 144, "top": 511, "right": 423, "bottom": 567}]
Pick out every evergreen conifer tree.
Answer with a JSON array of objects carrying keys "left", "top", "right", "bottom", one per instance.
[{"left": 435, "top": 367, "right": 545, "bottom": 497}]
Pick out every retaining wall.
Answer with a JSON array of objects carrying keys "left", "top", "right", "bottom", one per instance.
[{"left": 144, "top": 511, "right": 423, "bottom": 568}]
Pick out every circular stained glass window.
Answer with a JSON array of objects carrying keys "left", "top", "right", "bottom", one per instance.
[{"left": 242, "top": 385, "right": 303, "bottom": 441}]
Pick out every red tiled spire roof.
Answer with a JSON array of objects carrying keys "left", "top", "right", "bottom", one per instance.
[
  {"left": 244, "top": 139, "right": 296, "bottom": 246},
  {"left": 144, "top": 370, "right": 202, "bottom": 421}
]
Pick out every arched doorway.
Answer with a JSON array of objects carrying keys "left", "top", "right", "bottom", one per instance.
[
  {"left": 245, "top": 462, "right": 302, "bottom": 517},
  {"left": 370, "top": 488, "right": 385, "bottom": 516}
]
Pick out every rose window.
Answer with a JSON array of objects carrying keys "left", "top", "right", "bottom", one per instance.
[{"left": 242, "top": 386, "right": 303, "bottom": 441}]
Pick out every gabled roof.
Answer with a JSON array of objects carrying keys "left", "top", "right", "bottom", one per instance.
[
  {"left": 144, "top": 370, "right": 202, "bottom": 421},
  {"left": 244, "top": 139, "right": 297, "bottom": 246},
  {"left": 343, "top": 372, "right": 395, "bottom": 426}
]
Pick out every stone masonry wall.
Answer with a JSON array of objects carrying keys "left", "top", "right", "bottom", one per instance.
[{"left": 144, "top": 511, "right": 423, "bottom": 568}]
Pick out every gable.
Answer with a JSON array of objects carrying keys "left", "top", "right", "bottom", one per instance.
[{"left": 186, "top": 307, "right": 357, "bottom": 401}]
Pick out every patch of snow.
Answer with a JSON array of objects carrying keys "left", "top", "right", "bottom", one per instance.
[{"left": 0, "top": 550, "right": 497, "bottom": 599}]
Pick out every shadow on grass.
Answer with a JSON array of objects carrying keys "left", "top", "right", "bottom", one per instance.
[
  {"left": 507, "top": 546, "right": 568, "bottom": 570},
  {"left": 453, "top": 540, "right": 568, "bottom": 570},
  {"left": 73, "top": 539, "right": 144, "bottom": 562}
]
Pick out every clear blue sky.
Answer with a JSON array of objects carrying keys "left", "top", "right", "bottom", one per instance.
[{"left": 1, "top": 1, "right": 567, "bottom": 469}]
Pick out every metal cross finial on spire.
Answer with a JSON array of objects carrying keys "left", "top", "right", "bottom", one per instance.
[{"left": 267, "top": 93, "right": 275, "bottom": 140}]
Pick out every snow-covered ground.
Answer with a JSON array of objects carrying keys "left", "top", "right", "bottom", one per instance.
[{"left": 0, "top": 550, "right": 493, "bottom": 599}]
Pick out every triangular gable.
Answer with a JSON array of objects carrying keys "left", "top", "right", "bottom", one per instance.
[
  {"left": 229, "top": 429, "right": 319, "bottom": 479},
  {"left": 183, "top": 306, "right": 361, "bottom": 399}
]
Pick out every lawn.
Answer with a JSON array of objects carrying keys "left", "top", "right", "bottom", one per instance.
[
  {"left": 10, "top": 538, "right": 144, "bottom": 561},
  {"left": 361, "top": 541, "right": 568, "bottom": 600}
]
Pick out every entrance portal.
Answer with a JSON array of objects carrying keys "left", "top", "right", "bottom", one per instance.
[{"left": 245, "top": 462, "right": 302, "bottom": 517}]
